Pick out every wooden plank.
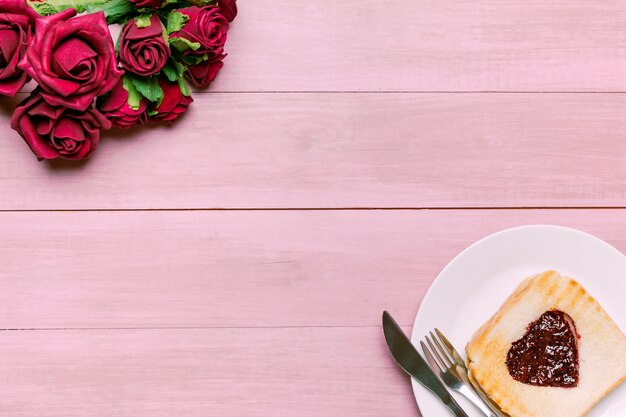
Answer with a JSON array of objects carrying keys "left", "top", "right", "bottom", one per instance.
[
  {"left": 211, "top": 0, "right": 626, "bottom": 92},
  {"left": 0, "top": 209, "right": 623, "bottom": 329},
  {"left": 0, "top": 327, "right": 420, "bottom": 417},
  {"left": 1, "top": 93, "right": 625, "bottom": 210}
]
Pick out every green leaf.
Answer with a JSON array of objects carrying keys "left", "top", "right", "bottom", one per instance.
[
  {"left": 122, "top": 77, "right": 143, "bottom": 111},
  {"left": 27, "top": 1, "right": 57, "bottom": 16},
  {"left": 84, "top": 0, "right": 135, "bottom": 24},
  {"left": 28, "top": 0, "right": 92, "bottom": 15},
  {"left": 181, "top": 53, "right": 209, "bottom": 66},
  {"left": 28, "top": 0, "right": 134, "bottom": 22},
  {"left": 135, "top": 14, "right": 153, "bottom": 28},
  {"left": 169, "top": 36, "right": 201, "bottom": 53},
  {"left": 173, "top": 60, "right": 186, "bottom": 75},
  {"left": 162, "top": 58, "right": 186, "bottom": 82},
  {"left": 166, "top": 11, "right": 189, "bottom": 34},
  {"left": 187, "top": 0, "right": 217, "bottom": 6},
  {"left": 177, "top": 77, "right": 191, "bottom": 97},
  {"left": 162, "top": 60, "right": 191, "bottom": 97},
  {"left": 162, "top": 65, "right": 179, "bottom": 82},
  {"left": 129, "top": 75, "right": 163, "bottom": 103}
]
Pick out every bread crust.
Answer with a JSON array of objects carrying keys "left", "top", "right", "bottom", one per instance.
[{"left": 465, "top": 271, "right": 626, "bottom": 417}]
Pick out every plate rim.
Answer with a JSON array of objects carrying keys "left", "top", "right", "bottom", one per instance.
[{"left": 409, "top": 224, "right": 626, "bottom": 415}]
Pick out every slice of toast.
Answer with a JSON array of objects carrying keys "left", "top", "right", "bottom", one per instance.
[{"left": 466, "top": 270, "right": 626, "bottom": 417}]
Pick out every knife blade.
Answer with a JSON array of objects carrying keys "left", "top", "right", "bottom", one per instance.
[{"left": 382, "top": 311, "right": 469, "bottom": 417}]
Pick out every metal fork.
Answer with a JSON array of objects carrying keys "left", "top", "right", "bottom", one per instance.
[{"left": 420, "top": 329, "right": 505, "bottom": 417}]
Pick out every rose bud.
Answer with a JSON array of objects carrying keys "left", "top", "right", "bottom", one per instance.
[
  {"left": 129, "top": 0, "right": 163, "bottom": 9},
  {"left": 169, "top": 6, "right": 228, "bottom": 55},
  {"left": 97, "top": 77, "right": 148, "bottom": 129},
  {"left": 185, "top": 50, "right": 225, "bottom": 88},
  {"left": 11, "top": 89, "right": 111, "bottom": 161},
  {"left": 218, "top": 0, "right": 237, "bottom": 22},
  {"left": 0, "top": 0, "right": 38, "bottom": 96},
  {"left": 119, "top": 14, "right": 170, "bottom": 77},
  {"left": 18, "top": 9, "right": 123, "bottom": 112},
  {"left": 149, "top": 78, "right": 193, "bottom": 123}
]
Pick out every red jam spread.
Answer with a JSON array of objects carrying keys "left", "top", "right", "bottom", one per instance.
[{"left": 505, "top": 310, "right": 579, "bottom": 388}]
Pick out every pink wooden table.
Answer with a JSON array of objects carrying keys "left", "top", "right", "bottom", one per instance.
[{"left": 1, "top": 1, "right": 625, "bottom": 415}]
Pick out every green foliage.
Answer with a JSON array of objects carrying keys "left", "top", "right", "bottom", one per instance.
[
  {"left": 135, "top": 14, "right": 153, "bottom": 28},
  {"left": 88, "top": 0, "right": 135, "bottom": 24},
  {"left": 169, "top": 36, "right": 201, "bottom": 53},
  {"left": 162, "top": 64, "right": 180, "bottom": 82},
  {"left": 177, "top": 77, "right": 191, "bottom": 97},
  {"left": 122, "top": 76, "right": 144, "bottom": 111},
  {"left": 162, "top": 60, "right": 191, "bottom": 97},
  {"left": 27, "top": 0, "right": 136, "bottom": 24},
  {"left": 166, "top": 11, "right": 189, "bottom": 34},
  {"left": 181, "top": 53, "right": 209, "bottom": 66},
  {"left": 186, "top": 0, "right": 217, "bottom": 6},
  {"left": 128, "top": 75, "right": 164, "bottom": 103},
  {"left": 27, "top": 0, "right": 217, "bottom": 113}
]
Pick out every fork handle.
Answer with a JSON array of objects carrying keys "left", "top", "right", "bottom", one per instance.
[
  {"left": 464, "top": 376, "right": 509, "bottom": 417},
  {"left": 458, "top": 385, "right": 498, "bottom": 417}
]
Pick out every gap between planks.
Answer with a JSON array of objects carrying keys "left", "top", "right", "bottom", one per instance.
[
  {"left": 20, "top": 90, "right": 626, "bottom": 94},
  {"left": 187, "top": 91, "right": 626, "bottom": 94},
  {"left": 0, "top": 207, "right": 625, "bottom": 213},
  {"left": 0, "top": 325, "right": 385, "bottom": 332}
]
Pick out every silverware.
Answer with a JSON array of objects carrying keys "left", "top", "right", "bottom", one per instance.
[
  {"left": 421, "top": 329, "right": 507, "bottom": 417},
  {"left": 467, "top": 370, "right": 508, "bottom": 417},
  {"left": 382, "top": 311, "right": 469, "bottom": 417}
]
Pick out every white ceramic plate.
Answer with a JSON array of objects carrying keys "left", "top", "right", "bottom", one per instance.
[{"left": 411, "top": 225, "right": 626, "bottom": 417}]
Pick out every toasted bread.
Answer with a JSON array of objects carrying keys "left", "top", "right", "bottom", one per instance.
[{"left": 466, "top": 271, "right": 626, "bottom": 417}]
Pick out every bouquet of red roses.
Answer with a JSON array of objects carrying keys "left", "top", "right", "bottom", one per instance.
[{"left": 0, "top": 0, "right": 236, "bottom": 160}]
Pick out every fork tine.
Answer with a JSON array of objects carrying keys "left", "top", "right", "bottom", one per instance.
[
  {"left": 426, "top": 334, "right": 451, "bottom": 368},
  {"left": 420, "top": 340, "right": 444, "bottom": 372},
  {"left": 435, "top": 328, "right": 465, "bottom": 365},
  {"left": 430, "top": 331, "right": 454, "bottom": 367},
  {"left": 431, "top": 330, "right": 456, "bottom": 365}
]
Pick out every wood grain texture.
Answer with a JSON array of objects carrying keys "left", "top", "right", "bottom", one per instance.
[
  {"left": 0, "top": 327, "right": 419, "bottom": 417},
  {"left": 211, "top": 0, "right": 626, "bottom": 92},
  {"left": 0, "top": 209, "right": 623, "bottom": 329},
  {"left": 1, "top": 93, "right": 625, "bottom": 210},
  {"left": 2, "top": 1, "right": 625, "bottom": 415}
]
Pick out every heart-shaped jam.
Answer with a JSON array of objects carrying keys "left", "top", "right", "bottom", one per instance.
[{"left": 506, "top": 310, "right": 579, "bottom": 388}]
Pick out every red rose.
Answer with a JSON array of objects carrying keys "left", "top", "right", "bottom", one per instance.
[
  {"left": 129, "top": 0, "right": 163, "bottom": 8},
  {"left": 0, "top": 0, "right": 37, "bottom": 96},
  {"left": 185, "top": 51, "right": 225, "bottom": 88},
  {"left": 97, "top": 78, "right": 148, "bottom": 129},
  {"left": 18, "top": 9, "right": 122, "bottom": 111},
  {"left": 170, "top": 6, "right": 228, "bottom": 55},
  {"left": 218, "top": 0, "right": 237, "bottom": 22},
  {"left": 11, "top": 89, "right": 111, "bottom": 160},
  {"left": 119, "top": 14, "right": 170, "bottom": 77},
  {"left": 150, "top": 78, "right": 193, "bottom": 123}
]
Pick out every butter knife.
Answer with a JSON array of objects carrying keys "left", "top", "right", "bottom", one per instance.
[{"left": 382, "top": 311, "right": 469, "bottom": 417}]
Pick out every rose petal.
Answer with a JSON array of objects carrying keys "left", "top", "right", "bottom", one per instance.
[
  {"left": 218, "top": 0, "right": 237, "bottom": 22},
  {"left": 35, "top": 118, "right": 54, "bottom": 136},
  {"left": 98, "top": 79, "right": 128, "bottom": 112},
  {"left": 10, "top": 94, "right": 59, "bottom": 160},
  {"left": 51, "top": 38, "right": 98, "bottom": 78},
  {"left": 0, "top": 29, "right": 19, "bottom": 65},
  {"left": 18, "top": 10, "right": 121, "bottom": 111},
  {"left": 119, "top": 15, "right": 169, "bottom": 77},
  {"left": 53, "top": 117, "right": 86, "bottom": 143},
  {"left": 28, "top": 99, "right": 65, "bottom": 119},
  {"left": 0, "top": 70, "right": 26, "bottom": 95},
  {"left": 124, "top": 16, "right": 165, "bottom": 40}
]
